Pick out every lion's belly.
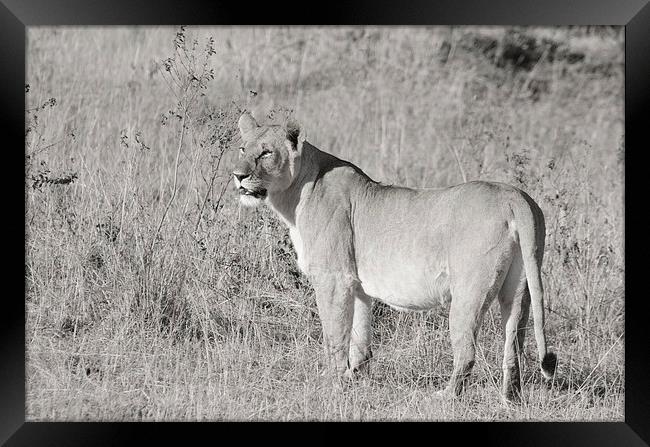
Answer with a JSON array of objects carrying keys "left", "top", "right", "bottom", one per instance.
[{"left": 357, "top": 260, "right": 451, "bottom": 311}]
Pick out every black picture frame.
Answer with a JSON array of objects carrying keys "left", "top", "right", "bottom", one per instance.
[{"left": 4, "top": 0, "right": 648, "bottom": 445}]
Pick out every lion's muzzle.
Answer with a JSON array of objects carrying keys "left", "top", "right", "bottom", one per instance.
[{"left": 233, "top": 172, "right": 267, "bottom": 199}]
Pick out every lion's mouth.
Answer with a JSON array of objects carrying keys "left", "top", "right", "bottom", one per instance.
[{"left": 238, "top": 187, "right": 267, "bottom": 199}]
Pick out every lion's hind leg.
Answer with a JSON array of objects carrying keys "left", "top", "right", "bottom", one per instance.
[
  {"left": 442, "top": 250, "right": 512, "bottom": 398},
  {"left": 498, "top": 248, "right": 530, "bottom": 402}
]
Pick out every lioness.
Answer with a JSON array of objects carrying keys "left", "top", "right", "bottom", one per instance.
[{"left": 233, "top": 112, "right": 556, "bottom": 401}]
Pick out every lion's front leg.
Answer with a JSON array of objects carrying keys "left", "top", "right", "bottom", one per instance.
[
  {"left": 349, "top": 292, "right": 373, "bottom": 376},
  {"left": 312, "top": 272, "right": 357, "bottom": 379}
]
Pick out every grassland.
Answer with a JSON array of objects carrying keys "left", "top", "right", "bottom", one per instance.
[{"left": 25, "top": 26, "right": 624, "bottom": 421}]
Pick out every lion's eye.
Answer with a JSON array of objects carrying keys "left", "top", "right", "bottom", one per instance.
[
  {"left": 239, "top": 147, "right": 246, "bottom": 154},
  {"left": 260, "top": 150, "right": 273, "bottom": 158}
]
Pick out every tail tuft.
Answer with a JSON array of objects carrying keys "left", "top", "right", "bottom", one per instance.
[{"left": 541, "top": 352, "right": 557, "bottom": 380}]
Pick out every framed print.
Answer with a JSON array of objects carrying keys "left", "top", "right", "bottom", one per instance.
[{"left": 3, "top": 0, "right": 648, "bottom": 444}]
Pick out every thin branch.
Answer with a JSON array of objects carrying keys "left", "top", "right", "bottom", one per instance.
[
  {"left": 447, "top": 142, "right": 468, "bottom": 183},
  {"left": 150, "top": 112, "right": 187, "bottom": 254}
]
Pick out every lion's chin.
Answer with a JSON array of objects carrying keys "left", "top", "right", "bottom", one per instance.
[{"left": 239, "top": 194, "right": 264, "bottom": 208}]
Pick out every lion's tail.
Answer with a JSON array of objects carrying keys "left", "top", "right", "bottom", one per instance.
[{"left": 514, "top": 193, "right": 557, "bottom": 380}]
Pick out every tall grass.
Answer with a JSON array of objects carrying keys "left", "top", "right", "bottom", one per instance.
[{"left": 25, "top": 25, "right": 624, "bottom": 420}]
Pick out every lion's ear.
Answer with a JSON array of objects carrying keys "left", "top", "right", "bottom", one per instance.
[
  {"left": 238, "top": 112, "right": 258, "bottom": 142},
  {"left": 285, "top": 118, "right": 305, "bottom": 152}
]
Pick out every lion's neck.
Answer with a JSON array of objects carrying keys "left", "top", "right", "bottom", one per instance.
[{"left": 266, "top": 142, "right": 320, "bottom": 227}]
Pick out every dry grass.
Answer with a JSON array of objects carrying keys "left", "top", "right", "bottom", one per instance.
[{"left": 25, "top": 25, "right": 624, "bottom": 421}]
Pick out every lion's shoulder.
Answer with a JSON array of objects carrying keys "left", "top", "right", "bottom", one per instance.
[{"left": 305, "top": 147, "right": 374, "bottom": 197}]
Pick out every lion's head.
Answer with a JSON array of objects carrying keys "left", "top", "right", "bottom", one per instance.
[{"left": 233, "top": 112, "right": 305, "bottom": 207}]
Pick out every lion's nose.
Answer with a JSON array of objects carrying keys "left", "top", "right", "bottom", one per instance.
[{"left": 233, "top": 172, "right": 250, "bottom": 183}]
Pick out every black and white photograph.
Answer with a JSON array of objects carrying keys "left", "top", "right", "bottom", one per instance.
[{"left": 25, "top": 24, "right": 625, "bottom": 421}]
